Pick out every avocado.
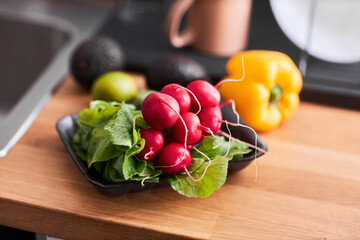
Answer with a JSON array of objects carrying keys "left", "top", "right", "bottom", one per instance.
[
  {"left": 146, "top": 54, "right": 210, "bottom": 91},
  {"left": 70, "top": 37, "right": 125, "bottom": 88}
]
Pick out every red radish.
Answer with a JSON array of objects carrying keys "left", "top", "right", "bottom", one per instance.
[
  {"left": 172, "top": 112, "right": 202, "bottom": 145},
  {"left": 187, "top": 145, "right": 194, "bottom": 151},
  {"left": 136, "top": 128, "right": 164, "bottom": 161},
  {"left": 198, "top": 106, "right": 222, "bottom": 134},
  {"left": 187, "top": 80, "right": 221, "bottom": 111},
  {"left": 156, "top": 143, "right": 191, "bottom": 175},
  {"left": 160, "top": 84, "right": 191, "bottom": 113},
  {"left": 141, "top": 92, "right": 180, "bottom": 129},
  {"left": 164, "top": 131, "right": 176, "bottom": 144}
]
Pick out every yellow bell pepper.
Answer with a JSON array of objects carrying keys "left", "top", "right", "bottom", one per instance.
[{"left": 218, "top": 50, "right": 303, "bottom": 132}]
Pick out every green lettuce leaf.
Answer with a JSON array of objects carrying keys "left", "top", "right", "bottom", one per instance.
[
  {"left": 185, "top": 157, "right": 205, "bottom": 174},
  {"left": 122, "top": 141, "right": 146, "bottom": 180},
  {"left": 169, "top": 136, "right": 252, "bottom": 198},
  {"left": 93, "top": 162, "right": 105, "bottom": 174},
  {"left": 89, "top": 100, "right": 122, "bottom": 110},
  {"left": 102, "top": 153, "right": 161, "bottom": 183},
  {"left": 86, "top": 127, "right": 122, "bottom": 167},
  {"left": 218, "top": 136, "right": 252, "bottom": 159},
  {"left": 134, "top": 114, "right": 149, "bottom": 131},
  {"left": 131, "top": 161, "right": 162, "bottom": 182},
  {"left": 77, "top": 100, "right": 121, "bottom": 131},
  {"left": 104, "top": 103, "right": 134, "bottom": 149},
  {"left": 72, "top": 128, "right": 89, "bottom": 161},
  {"left": 190, "top": 136, "right": 221, "bottom": 160},
  {"left": 168, "top": 155, "right": 229, "bottom": 198},
  {"left": 101, "top": 135, "right": 161, "bottom": 183},
  {"left": 72, "top": 100, "right": 123, "bottom": 161},
  {"left": 123, "top": 156, "right": 147, "bottom": 180},
  {"left": 102, "top": 156, "right": 126, "bottom": 183},
  {"left": 73, "top": 100, "right": 163, "bottom": 184}
]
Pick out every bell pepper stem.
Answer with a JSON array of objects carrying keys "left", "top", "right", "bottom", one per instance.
[{"left": 269, "top": 85, "right": 283, "bottom": 106}]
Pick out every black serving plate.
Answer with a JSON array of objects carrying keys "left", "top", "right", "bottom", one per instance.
[{"left": 56, "top": 105, "right": 267, "bottom": 196}]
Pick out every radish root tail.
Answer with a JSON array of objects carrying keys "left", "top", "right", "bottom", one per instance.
[
  {"left": 214, "top": 56, "right": 245, "bottom": 89},
  {"left": 219, "top": 99, "right": 240, "bottom": 125},
  {"left": 199, "top": 125, "right": 221, "bottom": 148},
  {"left": 144, "top": 149, "right": 154, "bottom": 160},
  {"left": 184, "top": 87, "right": 202, "bottom": 114},
  {"left": 224, "top": 121, "right": 232, "bottom": 158},
  {"left": 160, "top": 100, "right": 189, "bottom": 147},
  {"left": 141, "top": 175, "right": 151, "bottom": 187},
  {"left": 184, "top": 147, "right": 212, "bottom": 182},
  {"left": 219, "top": 98, "right": 264, "bottom": 182}
]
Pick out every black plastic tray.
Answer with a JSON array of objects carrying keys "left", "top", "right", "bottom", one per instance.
[{"left": 56, "top": 105, "right": 267, "bottom": 196}]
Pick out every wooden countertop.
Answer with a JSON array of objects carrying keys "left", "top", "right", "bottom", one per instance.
[{"left": 1, "top": 76, "right": 360, "bottom": 239}]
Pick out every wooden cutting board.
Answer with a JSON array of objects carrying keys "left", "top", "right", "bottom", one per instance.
[{"left": 0, "top": 76, "right": 360, "bottom": 239}]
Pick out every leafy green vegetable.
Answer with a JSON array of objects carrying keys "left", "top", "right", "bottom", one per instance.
[
  {"left": 104, "top": 102, "right": 135, "bottom": 150},
  {"left": 77, "top": 100, "right": 121, "bottom": 131},
  {"left": 186, "top": 157, "right": 205, "bottom": 173},
  {"left": 93, "top": 162, "right": 104, "bottom": 174},
  {"left": 87, "top": 127, "right": 122, "bottom": 167},
  {"left": 133, "top": 162, "right": 162, "bottom": 179},
  {"left": 102, "top": 156, "right": 125, "bottom": 183},
  {"left": 218, "top": 136, "right": 252, "bottom": 159},
  {"left": 123, "top": 156, "right": 146, "bottom": 180},
  {"left": 72, "top": 131, "right": 88, "bottom": 161},
  {"left": 134, "top": 115, "right": 149, "bottom": 129},
  {"left": 72, "top": 100, "right": 253, "bottom": 198},
  {"left": 123, "top": 144, "right": 146, "bottom": 180},
  {"left": 168, "top": 155, "right": 229, "bottom": 199},
  {"left": 90, "top": 100, "right": 122, "bottom": 110},
  {"left": 192, "top": 135, "right": 251, "bottom": 161},
  {"left": 169, "top": 136, "right": 251, "bottom": 198},
  {"left": 73, "top": 100, "right": 123, "bottom": 161},
  {"left": 72, "top": 100, "right": 160, "bottom": 185},
  {"left": 191, "top": 136, "right": 220, "bottom": 160}
]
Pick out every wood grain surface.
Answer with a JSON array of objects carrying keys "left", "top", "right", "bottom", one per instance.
[{"left": 1, "top": 76, "right": 360, "bottom": 240}]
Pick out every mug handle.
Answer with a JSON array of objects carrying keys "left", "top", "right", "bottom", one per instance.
[{"left": 166, "top": 0, "right": 195, "bottom": 48}]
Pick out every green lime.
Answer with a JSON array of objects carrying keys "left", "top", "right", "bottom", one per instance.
[{"left": 91, "top": 72, "right": 138, "bottom": 102}]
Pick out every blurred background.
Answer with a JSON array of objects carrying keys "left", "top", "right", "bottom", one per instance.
[
  {"left": 98, "top": 0, "right": 360, "bottom": 109},
  {"left": 0, "top": 0, "right": 359, "bottom": 239}
]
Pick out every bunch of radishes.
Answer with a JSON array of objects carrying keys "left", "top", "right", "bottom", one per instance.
[{"left": 136, "top": 80, "right": 234, "bottom": 178}]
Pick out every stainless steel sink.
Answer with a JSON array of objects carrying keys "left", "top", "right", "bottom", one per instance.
[
  {"left": 0, "top": 0, "right": 112, "bottom": 157},
  {"left": 0, "top": 12, "right": 69, "bottom": 117}
]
